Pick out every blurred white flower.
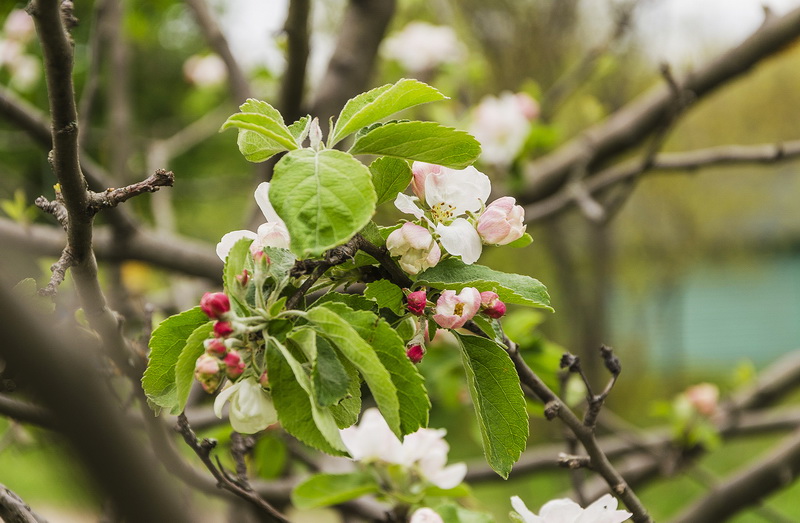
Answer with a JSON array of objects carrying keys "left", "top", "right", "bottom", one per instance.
[
  {"left": 340, "top": 408, "right": 467, "bottom": 490},
  {"left": 9, "top": 54, "right": 40, "bottom": 91},
  {"left": 214, "top": 377, "right": 277, "bottom": 434},
  {"left": 684, "top": 382, "right": 719, "bottom": 417},
  {"left": 216, "top": 182, "right": 291, "bottom": 260},
  {"left": 470, "top": 92, "right": 539, "bottom": 167},
  {"left": 183, "top": 53, "right": 227, "bottom": 87},
  {"left": 3, "top": 10, "right": 35, "bottom": 43},
  {"left": 382, "top": 22, "right": 465, "bottom": 74},
  {"left": 511, "top": 494, "right": 632, "bottom": 523},
  {"left": 410, "top": 508, "right": 444, "bottom": 523}
]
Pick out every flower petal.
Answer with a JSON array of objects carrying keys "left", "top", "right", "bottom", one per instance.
[
  {"left": 213, "top": 381, "right": 239, "bottom": 418},
  {"left": 426, "top": 462, "right": 466, "bottom": 490},
  {"left": 394, "top": 192, "right": 425, "bottom": 219},
  {"left": 216, "top": 230, "right": 257, "bottom": 261},
  {"left": 511, "top": 496, "right": 543, "bottom": 523},
  {"left": 575, "top": 494, "right": 632, "bottom": 523},
  {"left": 255, "top": 221, "right": 291, "bottom": 250},
  {"left": 436, "top": 219, "right": 482, "bottom": 264},
  {"left": 539, "top": 498, "right": 584, "bottom": 522},
  {"left": 254, "top": 182, "right": 282, "bottom": 223}
]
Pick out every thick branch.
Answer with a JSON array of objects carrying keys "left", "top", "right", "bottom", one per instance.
[
  {"left": 520, "top": 6, "right": 800, "bottom": 204},
  {"left": 279, "top": 0, "right": 311, "bottom": 123},
  {"left": 0, "top": 484, "right": 47, "bottom": 523},
  {"left": 672, "top": 428, "right": 800, "bottom": 523},
  {"left": 0, "top": 395, "right": 54, "bottom": 429},
  {"left": 310, "top": 0, "right": 395, "bottom": 127},
  {"left": 184, "top": 0, "right": 251, "bottom": 102},
  {"left": 0, "top": 218, "right": 222, "bottom": 281},
  {"left": 525, "top": 139, "right": 800, "bottom": 222}
]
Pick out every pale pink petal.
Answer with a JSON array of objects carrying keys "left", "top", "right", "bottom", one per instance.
[
  {"left": 216, "top": 230, "right": 257, "bottom": 261},
  {"left": 409, "top": 508, "right": 444, "bottom": 523},
  {"left": 511, "top": 496, "right": 543, "bottom": 523},
  {"left": 255, "top": 222, "right": 291, "bottom": 250},
  {"left": 575, "top": 495, "right": 632, "bottom": 523},
  {"left": 425, "top": 462, "right": 466, "bottom": 490},
  {"left": 394, "top": 192, "right": 425, "bottom": 219},
  {"left": 254, "top": 182, "right": 282, "bottom": 223},
  {"left": 436, "top": 219, "right": 482, "bottom": 264},
  {"left": 538, "top": 498, "right": 584, "bottom": 522}
]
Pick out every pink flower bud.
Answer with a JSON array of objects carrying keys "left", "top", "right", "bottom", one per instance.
[
  {"left": 236, "top": 269, "right": 250, "bottom": 287},
  {"left": 204, "top": 338, "right": 227, "bottom": 358},
  {"left": 223, "top": 351, "right": 246, "bottom": 380},
  {"left": 200, "top": 292, "right": 230, "bottom": 319},
  {"left": 410, "top": 161, "right": 442, "bottom": 201},
  {"left": 253, "top": 250, "right": 270, "bottom": 265},
  {"left": 685, "top": 383, "right": 719, "bottom": 417},
  {"left": 480, "top": 291, "right": 506, "bottom": 319},
  {"left": 476, "top": 197, "right": 526, "bottom": 246},
  {"left": 406, "top": 344, "right": 425, "bottom": 364},
  {"left": 213, "top": 321, "right": 234, "bottom": 338},
  {"left": 433, "top": 287, "right": 481, "bottom": 329},
  {"left": 407, "top": 290, "right": 427, "bottom": 316},
  {"left": 259, "top": 370, "right": 269, "bottom": 387},
  {"left": 515, "top": 93, "right": 540, "bottom": 121},
  {"left": 386, "top": 223, "right": 441, "bottom": 275},
  {"left": 195, "top": 354, "right": 223, "bottom": 393}
]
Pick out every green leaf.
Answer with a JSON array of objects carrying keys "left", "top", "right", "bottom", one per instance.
[
  {"left": 351, "top": 121, "right": 481, "bottom": 169},
  {"left": 225, "top": 99, "right": 296, "bottom": 163},
  {"left": 434, "top": 503, "right": 493, "bottom": 523},
  {"left": 223, "top": 238, "right": 254, "bottom": 315},
  {"left": 418, "top": 259, "right": 553, "bottom": 311},
  {"left": 222, "top": 113, "right": 298, "bottom": 155},
  {"left": 317, "top": 303, "right": 429, "bottom": 435},
  {"left": 271, "top": 149, "right": 377, "bottom": 257},
  {"left": 174, "top": 322, "right": 214, "bottom": 412},
  {"left": 269, "top": 337, "right": 346, "bottom": 451},
  {"left": 291, "top": 473, "right": 380, "bottom": 509},
  {"left": 266, "top": 342, "right": 348, "bottom": 455},
  {"left": 329, "top": 79, "right": 447, "bottom": 146},
  {"left": 364, "top": 279, "right": 405, "bottom": 316},
  {"left": 306, "top": 305, "right": 402, "bottom": 436},
  {"left": 263, "top": 246, "right": 296, "bottom": 287},
  {"left": 329, "top": 361, "right": 362, "bottom": 429},
  {"left": 288, "top": 115, "right": 311, "bottom": 144},
  {"left": 142, "top": 307, "right": 209, "bottom": 414},
  {"left": 369, "top": 157, "right": 412, "bottom": 206},
  {"left": 455, "top": 334, "right": 528, "bottom": 478},
  {"left": 506, "top": 232, "right": 533, "bottom": 248},
  {"left": 288, "top": 328, "right": 351, "bottom": 408},
  {"left": 312, "top": 292, "right": 375, "bottom": 312}
]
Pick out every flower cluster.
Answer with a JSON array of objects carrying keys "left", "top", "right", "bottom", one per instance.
[
  {"left": 511, "top": 494, "right": 632, "bottom": 523},
  {"left": 340, "top": 408, "right": 467, "bottom": 490},
  {"left": 401, "top": 288, "right": 506, "bottom": 363},
  {"left": 470, "top": 92, "right": 539, "bottom": 167},
  {"left": 195, "top": 291, "right": 277, "bottom": 434},
  {"left": 0, "top": 10, "right": 40, "bottom": 92},
  {"left": 390, "top": 161, "right": 527, "bottom": 272},
  {"left": 216, "top": 182, "right": 290, "bottom": 261}
]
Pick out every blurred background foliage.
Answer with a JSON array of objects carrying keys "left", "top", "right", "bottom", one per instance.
[{"left": 2, "top": 0, "right": 800, "bottom": 520}]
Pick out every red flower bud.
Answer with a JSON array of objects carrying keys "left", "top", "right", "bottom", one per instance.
[
  {"left": 259, "top": 370, "right": 269, "bottom": 387},
  {"left": 407, "top": 290, "right": 427, "bottom": 316},
  {"left": 200, "top": 292, "right": 230, "bottom": 319},
  {"left": 235, "top": 269, "right": 250, "bottom": 287},
  {"left": 480, "top": 291, "right": 506, "bottom": 319},
  {"left": 213, "top": 321, "right": 234, "bottom": 338},
  {"left": 406, "top": 344, "right": 425, "bottom": 364},
  {"left": 204, "top": 338, "right": 227, "bottom": 358},
  {"left": 195, "top": 354, "right": 223, "bottom": 393},
  {"left": 223, "top": 351, "right": 246, "bottom": 380}
]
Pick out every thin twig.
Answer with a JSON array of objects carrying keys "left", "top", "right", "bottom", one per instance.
[
  {"left": 39, "top": 246, "right": 74, "bottom": 296},
  {"left": 88, "top": 169, "right": 175, "bottom": 212},
  {"left": 34, "top": 196, "right": 68, "bottom": 229},
  {"left": 176, "top": 414, "right": 289, "bottom": 522}
]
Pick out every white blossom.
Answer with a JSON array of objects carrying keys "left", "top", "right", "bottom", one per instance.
[
  {"left": 470, "top": 92, "right": 539, "bottom": 167},
  {"left": 183, "top": 53, "right": 227, "bottom": 87},
  {"left": 214, "top": 377, "right": 277, "bottom": 434},
  {"left": 511, "top": 494, "right": 632, "bottom": 523},
  {"left": 216, "top": 182, "right": 290, "bottom": 260},
  {"left": 382, "top": 22, "right": 465, "bottom": 74},
  {"left": 410, "top": 508, "right": 444, "bottom": 523},
  {"left": 340, "top": 408, "right": 467, "bottom": 490}
]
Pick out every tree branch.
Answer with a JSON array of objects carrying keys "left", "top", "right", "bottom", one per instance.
[
  {"left": 519, "top": 6, "right": 800, "bottom": 204},
  {"left": 525, "top": 139, "right": 800, "bottom": 222},
  {"left": 310, "top": 0, "right": 396, "bottom": 128},
  {"left": 0, "top": 483, "right": 47, "bottom": 523},
  {"left": 671, "top": 428, "right": 800, "bottom": 523},
  {"left": 279, "top": 0, "right": 311, "bottom": 123},
  {"left": 88, "top": 169, "right": 175, "bottom": 212},
  {"left": 0, "top": 395, "right": 54, "bottom": 429},
  {"left": 184, "top": 0, "right": 251, "bottom": 102}
]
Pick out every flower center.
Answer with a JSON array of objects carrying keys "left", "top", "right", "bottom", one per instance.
[
  {"left": 453, "top": 303, "right": 464, "bottom": 316},
  {"left": 430, "top": 202, "right": 457, "bottom": 224}
]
